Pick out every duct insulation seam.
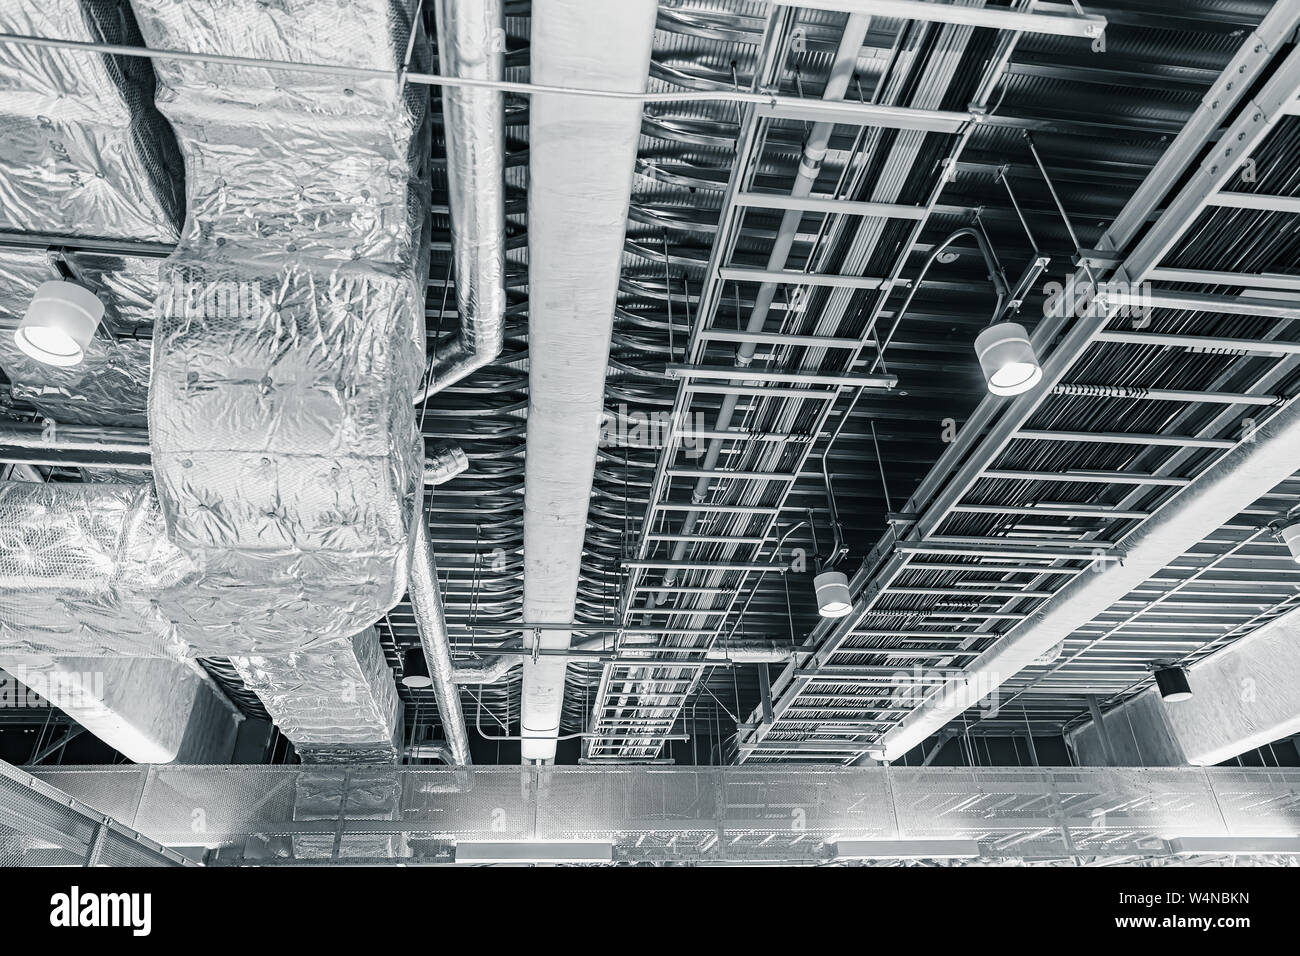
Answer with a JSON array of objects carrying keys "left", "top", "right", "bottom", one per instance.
[
  {"left": 420, "top": 0, "right": 507, "bottom": 398},
  {"left": 0, "top": 0, "right": 182, "bottom": 239},
  {"left": 521, "top": 0, "right": 659, "bottom": 762},
  {"left": 877, "top": 397, "right": 1300, "bottom": 761},
  {"left": 132, "top": 0, "right": 432, "bottom": 653},
  {"left": 231, "top": 627, "right": 403, "bottom": 764}
]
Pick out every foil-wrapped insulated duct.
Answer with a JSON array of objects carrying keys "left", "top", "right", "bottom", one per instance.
[
  {"left": 425, "top": 440, "right": 469, "bottom": 485},
  {"left": 417, "top": 0, "right": 507, "bottom": 399},
  {"left": 0, "top": 657, "right": 239, "bottom": 763},
  {"left": 0, "top": 479, "right": 194, "bottom": 660},
  {"left": 0, "top": 476, "right": 408, "bottom": 660},
  {"left": 132, "top": 0, "right": 432, "bottom": 649},
  {"left": 0, "top": 0, "right": 182, "bottom": 240},
  {"left": 409, "top": 517, "right": 471, "bottom": 766},
  {"left": 231, "top": 627, "right": 403, "bottom": 765}
]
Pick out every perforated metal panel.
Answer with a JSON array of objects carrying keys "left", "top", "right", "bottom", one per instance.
[
  {"left": 26, "top": 765, "right": 1300, "bottom": 865},
  {"left": 0, "top": 760, "right": 194, "bottom": 866}
]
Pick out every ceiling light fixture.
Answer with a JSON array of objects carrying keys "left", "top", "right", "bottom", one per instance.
[
  {"left": 813, "top": 569, "right": 853, "bottom": 619},
  {"left": 1278, "top": 520, "right": 1300, "bottom": 563},
  {"left": 14, "top": 279, "right": 104, "bottom": 368},
  {"left": 1154, "top": 665, "right": 1193, "bottom": 703},
  {"left": 401, "top": 648, "right": 432, "bottom": 688},
  {"left": 975, "top": 321, "right": 1042, "bottom": 397}
]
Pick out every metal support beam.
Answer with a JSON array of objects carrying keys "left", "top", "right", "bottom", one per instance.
[
  {"left": 734, "top": 191, "right": 928, "bottom": 220},
  {"left": 1209, "top": 191, "right": 1300, "bottom": 214},
  {"left": 1087, "top": 694, "right": 1118, "bottom": 766},
  {"left": 980, "top": 469, "right": 1191, "bottom": 486},
  {"left": 1095, "top": 329, "right": 1300, "bottom": 354},
  {"left": 1014, "top": 429, "right": 1236, "bottom": 449},
  {"left": 753, "top": 99, "right": 969, "bottom": 133},
  {"left": 697, "top": 329, "right": 866, "bottom": 349},
  {"left": 776, "top": 0, "right": 1106, "bottom": 39},
  {"left": 717, "top": 266, "right": 895, "bottom": 290},
  {"left": 666, "top": 364, "right": 897, "bottom": 389}
]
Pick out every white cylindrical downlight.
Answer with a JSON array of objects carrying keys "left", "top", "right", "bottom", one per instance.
[
  {"left": 1280, "top": 521, "right": 1300, "bottom": 563},
  {"left": 814, "top": 569, "right": 853, "bottom": 619},
  {"left": 974, "top": 321, "right": 1041, "bottom": 397},
  {"left": 14, "top": 279, "right": 104, "bottom": 368}
]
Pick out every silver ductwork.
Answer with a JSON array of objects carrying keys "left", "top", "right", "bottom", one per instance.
[
  {"left": 417, "top": 0, "right": 507, "bottom": 400},
  {"left": 425, "top": 440, "right": 470, "bottom": 485},
  {"left": 0, "top": 471, "right": 410, "bottom": 762},
  {"left": 409, "top": 517, "right": 471, "bottom": 765},
  {"left": 0, "top": 0, "right": 181, "bottom": 239},
  {"left": 0, "top": 657, "right": 240, "bottom": 763},
  {"left": 132, "top": 0, "right": 431, "bottom": 651},
  {"left": 0, "top": 479, "right": 247, "bottom": 763},
  {"left": 0, "top": 0, "right": 176, "bottom": 426},
  {"left": 877, "top": 397, "right": 1300, "bottom": 761},
  {"left": 0, "top": 479, "right": 194, "bottom": 660},
  {"left": 520, "top": 0, "right": 659, "bottom": 762},
  {"left": 231, "top": 627, "right": 403, "bottom": 764}
]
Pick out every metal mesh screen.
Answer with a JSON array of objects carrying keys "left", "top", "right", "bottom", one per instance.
[
  {"left": 0, "top": 761, "right": 192, "bottom": 866},
  {"left": 25, "top": 765, "right": 1300, "bottom": 864}
]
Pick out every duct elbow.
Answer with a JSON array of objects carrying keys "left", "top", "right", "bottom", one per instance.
[
  {"left": 425, "top": 440, "right": 469, "bottom": 485},
  {"left": 420, "top": 0, "right": 508, "bottom": 403}
]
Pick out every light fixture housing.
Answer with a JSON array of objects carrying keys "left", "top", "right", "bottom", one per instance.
[
  {"left": 1154, "top": 665, "right": 1192, "bottom": 703},
  {"left": 1279, "top": 520, "right": 1300, "bottom": 563},
  {"left": 401, "top": 648, "right": 432, "bottom": 688},
  {"left": 974, "top": 321, "right": 1042, "bottom": 396},
  {"left": 14, "top": 279, "right": 104, "bottom": 368},
  {"left": 813, "top": 569, "right": 853, "bottom": 619}
]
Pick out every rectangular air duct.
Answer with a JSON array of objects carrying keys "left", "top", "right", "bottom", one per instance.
[
  {"left": 0, "top": 1, "right": 233, "bottom": 766},
  {"left": 0, "top": 0, "right": 181, "bottom": 240},
  {"left": 0, "top": 475, "right": 401, "bottom": 762},
  {"left": 130, "top": 0, "right": 431, "bottom": 650},
  {"left": 231, "top": 627, "right": 403, "bottom": 764},
  {"left": 0, "top": 479, "right": 195, "bottom": 660},
  {"left": 2, "top": 657, "right": 239, "bottom": 763}
]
